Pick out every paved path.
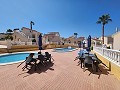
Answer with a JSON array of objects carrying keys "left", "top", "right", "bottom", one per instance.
[{"left": 0, "top": 49, "right": 120, "bottom": 90}]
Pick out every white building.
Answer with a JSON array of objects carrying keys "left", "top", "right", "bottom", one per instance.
[{"left": 12, "top": 27, "right": 40, "bottom": 45}]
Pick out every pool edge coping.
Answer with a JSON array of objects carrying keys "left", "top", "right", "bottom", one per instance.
[{"left": 0, "top": 50, "right": 39, "bottom": 65}]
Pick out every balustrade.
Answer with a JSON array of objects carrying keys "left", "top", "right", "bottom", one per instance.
[{"left": 93, "top": 46, "right": 120, "bottom": 65}]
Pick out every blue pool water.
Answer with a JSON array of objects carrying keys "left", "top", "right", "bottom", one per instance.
[
  {"left": 0, "top": 53, "right": 31, "bottom": 64},
  {"left": 53, "top": 47, "right": 76, "bottom": 52}
]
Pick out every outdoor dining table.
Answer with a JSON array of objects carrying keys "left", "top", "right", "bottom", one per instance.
[{"left": 78, "top": 50, "right": 99, "bottom": 72}]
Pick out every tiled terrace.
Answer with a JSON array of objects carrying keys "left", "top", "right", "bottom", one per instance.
[{"left": 0, "top": 49, "right": 120, "bottom": 90}]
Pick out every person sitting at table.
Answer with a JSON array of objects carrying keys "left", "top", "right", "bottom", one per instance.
[
  {"left": 22, "top": 53, "right": 36, "bottom": 70},
  {"left": 26, "top": 53, "right": 36, "bottom": 64},
  {"left": 37, "top": 52, "right": 46, "bottom": 66},
  {"left": 44, "top": 52, "right": 52, "bottom": 63}
]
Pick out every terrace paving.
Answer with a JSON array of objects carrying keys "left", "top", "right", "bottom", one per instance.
[{"left": 0, "top": 49, "right": 120, "bottom": 90}]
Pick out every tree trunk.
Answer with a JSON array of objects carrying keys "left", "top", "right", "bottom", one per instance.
[{"left": 102, "top": 25, "right": 104, "bottom": 44}]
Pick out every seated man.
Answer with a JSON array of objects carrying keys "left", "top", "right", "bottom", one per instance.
[
  {"left": 22, "top": 53, "right": 36, "bottom": 70},
  {"left": 37, "top": 52, "right": 46, "bottom": 66},
  {"left": 26, "top": 53, "right": 36, "bottom": 64},
  {"left": 44, "top": 52, "right": 51, "bottom": 63}
]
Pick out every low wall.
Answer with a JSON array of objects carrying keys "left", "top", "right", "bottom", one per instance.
[
  {"left": 94, "top": 51, "right": 120, "bottom": 80},
  {"left": 0, "top": 41, "right": 7, "bottom": 45},
  {"left": 0, "top": 48, "right": 8, "bottom": 53},
  {"left": 43, "top": 44, "right": 78, "bottom": 49},
  {"left": 2, "top": 45, "right": 39, "bottom": 53}
]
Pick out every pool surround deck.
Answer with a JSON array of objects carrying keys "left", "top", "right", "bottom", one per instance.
[{"left": 0, "top": 49, "right": 120, "bottom": 90}]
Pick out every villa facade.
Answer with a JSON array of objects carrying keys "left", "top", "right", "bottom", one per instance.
[
  {"left": 103, "top": 36, "right": 113, "bottom": 48},
  {"left": 112, "top": 31, "right": 120, "bottom": 50},
  {"left": 63, "top": 36, "right": 84, "bottom": 46},
  {"left": 42, "top": 32, "right": 61, "bottom": 45},
  {"left": 12, "top": 27, "right": 40, "bottom": 45},
  {"left": 91, "top": 38, "right": 102, "bottom": 47}
]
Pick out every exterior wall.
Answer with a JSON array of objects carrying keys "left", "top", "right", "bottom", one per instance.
[
  {"left": 108, "top": 37, "right": 113, "bottom": 44},
  {"left": 113, "top": 32, "right": 120, "bottom": 50},
  {"left": 22, "top": 28, "right": 33, "bottom": 38},
  {"left": 92, "top": 39, "right": 102, "bottom": 47},
  {"left": 104, "top": 37, "right": 107, "bottom": 45},
  {"left": 22, "top": 27, "right": 40, "bottom": 44},
  {"left": 103, "top": 36, "right": 113, "bottom": 45},
  {"left": 64, "top": 36, "right": 84, "bottom": 46},
  {"left": 0, "top": 34, "right": 7, "bottom": 39},
  {"left": 12, "top": 27, "right": 40, "bottom": 45},
  {"left": 99, "top": 36, "right": 113, "bottom": 48},
  {"left": 12, "top": 30, "right": 30, "bottom": 42},
  {"left": 43, "top": 32, "right": 61, "bottom": 45}
]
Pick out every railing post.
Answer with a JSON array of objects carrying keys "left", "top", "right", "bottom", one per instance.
[
  {"left": 118, "top": 54, "right": 120, "bottom": 65},
  {"left": 102, "top": 48, "right": 104, "bottom": 56}
]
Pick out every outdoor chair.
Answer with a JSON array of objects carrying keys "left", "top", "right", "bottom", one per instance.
[
  {"left": 78, "top": 56, "right": 84, "bottom": 68},
  {"left": 74, "top": 50, "right": 83, "bottom": 61},
  {"left": 93, "top": 53, "right": 108, "bottom": 72},
  {"left": 74, "top": 50, "right": 89, "bottom": 68},
  {"left": 94, "top": 53, "right": 108, "bottom": 68},
  {"left": 83, "top": 56, "right": 94, "bottom": 72},
  {"left": 22, "top": 57, "right": 41, "bottom": 71},
  {"left": 44, "top": 52, "right": 52, "bottom": 63},
  {"left": 38, "top": 54, "right": 46, "bottom": 67}
]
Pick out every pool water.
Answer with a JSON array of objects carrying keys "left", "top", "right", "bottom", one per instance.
[
  {"left": 53, "top": 47, "right": 76, "bottom": 52},
  {"left": 0, "top": 53, "right": 34, "bottom": 64}
]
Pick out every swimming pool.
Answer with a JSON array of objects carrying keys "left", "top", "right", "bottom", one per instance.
[
  {"left": 53, "top": 47, "right": 76, "bottom": 52},
  {"left": 0, "top": 53, "right": 33, "bottom": 65}
]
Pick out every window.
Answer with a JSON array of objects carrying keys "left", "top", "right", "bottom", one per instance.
[{"left": 32, "top": 34, "right": 35, "bottom": 38}]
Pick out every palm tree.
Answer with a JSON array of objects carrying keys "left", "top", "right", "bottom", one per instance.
[
  {"left": 30, "top": 21, "right": 35, "bottom": 30},
  {"left": 96, "top": 14, "right": 112, "bottom": 44},
  {"left": 74, "top": 33, "right": 78, "bottom": 38}
]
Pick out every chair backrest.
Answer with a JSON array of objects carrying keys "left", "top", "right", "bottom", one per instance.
[
  {"left": 26, "top": 57, "right": 28, "bottom": 60},
  {"left": 78, "top": 50, "right": 83, "bottom": 57},
  {"left": 84, "top": 56, "right": 93, "bottom": 64},
  {"left": 94, "top": 53, "right": 102, "bottom": 63},
  {"left": 38, "top": 54, "right": 44, "bottom": 61},
  {"left": 45, "top": 52, "right": 51, "bottom": 59}
]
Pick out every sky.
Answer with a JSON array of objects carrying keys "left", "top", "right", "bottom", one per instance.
[{"left": 0, "top": 0, "right": 120, "bottom": 38}]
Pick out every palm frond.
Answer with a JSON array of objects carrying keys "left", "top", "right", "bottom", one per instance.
[
  {"left": 96, "top": 21, "right": 101, "bottom": 24},
  {"left": 30, "top": 21, "right": 35, "bottom": 25},
  {"left": 97, "top": 14, "right": 112, "bottom": 25},
  {"left": 108, "top": 19, "right": 112, "bottom": 22}
]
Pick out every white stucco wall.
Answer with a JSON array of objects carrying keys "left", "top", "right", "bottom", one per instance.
[{"left": 113, "top": 32, "right": 120, "bottom": 50}]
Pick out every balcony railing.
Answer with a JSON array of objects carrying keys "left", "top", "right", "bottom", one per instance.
[{"left": 93, "top": 46, "right": 120, "bottom": 66}]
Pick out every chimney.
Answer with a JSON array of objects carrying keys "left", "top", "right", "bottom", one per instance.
[{"left": 116, "top": 27, "right": 119, "bottom": 33}]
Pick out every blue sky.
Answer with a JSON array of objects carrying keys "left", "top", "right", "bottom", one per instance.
[{"left": 0, "top": 0, "right": 120, "bottom": 38}]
